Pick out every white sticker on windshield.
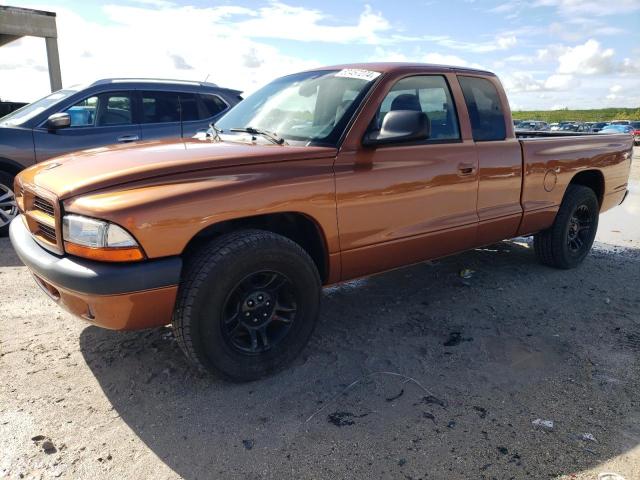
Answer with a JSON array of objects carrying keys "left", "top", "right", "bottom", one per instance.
[{"left": 334, "top": 69, "right": 381, "bottom": 82}]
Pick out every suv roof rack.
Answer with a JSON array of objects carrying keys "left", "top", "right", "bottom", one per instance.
[{"left": 92, "top": 78, "right": 219, "bottom": 87}]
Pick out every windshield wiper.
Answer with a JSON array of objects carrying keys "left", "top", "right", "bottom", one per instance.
[{"left": 229, "top": 127, "right": 288, "bottom": 145}]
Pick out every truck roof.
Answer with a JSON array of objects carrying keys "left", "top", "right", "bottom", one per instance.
[{"left": 307, "top": 62, "right": 496, "bottom": 77}]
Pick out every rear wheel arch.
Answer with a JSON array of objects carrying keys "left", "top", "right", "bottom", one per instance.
[
  {"left": 567, "top": 169, "right": 604, "bottom": 208},
  {"left": 181, "top": 212, "right": 331, "bottom": 284}
]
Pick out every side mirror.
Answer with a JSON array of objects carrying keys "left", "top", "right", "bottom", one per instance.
[
  {"left": 47, "top": 112, "right": 71, "bottom": 130},
  {"left": 363, "top": 110, "right": 430, "bottom": 146}
]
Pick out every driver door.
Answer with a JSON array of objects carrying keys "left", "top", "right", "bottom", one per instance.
[
  {"left": 334, "top": 73, "right": 479, "bottom": 279},
  {"left": 33, "top": 91, "right": 141, "bottom": 162}
]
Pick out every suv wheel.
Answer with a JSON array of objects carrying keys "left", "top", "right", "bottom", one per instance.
[
  {"left": 534, "top": 184, "right": 599, "bottom": 269},
  {"left": 172, "top": 229, "right": 321, "bottom": 381},
  {"left": 0, "top": 172, "right": 18, "bottom": 237}
]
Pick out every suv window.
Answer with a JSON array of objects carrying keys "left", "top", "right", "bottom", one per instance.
[
  {"left": 141, "top": 91, "right": 180, "bottom": 123},
  {"left": 199, "top": 94, "right": 227, "bottom": 119},
  {"left": 458, "top": 76, "right": 506, "bottom": 141},
  {"left": 97, "top": 93, "right": 132, "bottom": 126},
  {"left": 179, "top": 93, "right": 199, "bottom": 122},
  {"left": 64, "top": 92, "right": 133, "bottom": 127},
  {"left": 66, "top": 96, "right": 98, "bottom": 127},
  {"left": 374, "top": 75, "right": 460, "bottom": 141}
]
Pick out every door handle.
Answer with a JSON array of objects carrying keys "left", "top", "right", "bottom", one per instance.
[
  {"left": 458, "top": 163, "right": 476, "bottom": 175},
  {"left": 117, "top": 135, "right": 139, "bottom": 143}
]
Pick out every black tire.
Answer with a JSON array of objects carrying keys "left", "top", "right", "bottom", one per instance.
[
  {"left": 534, "top": 184, "right": 599, "bottom": 269},
  {"left": 172, "top": 229, "right": 321, "bottom": 381},
  {"left": 0, "top": 171, "right": 17, "bottom": 237}
]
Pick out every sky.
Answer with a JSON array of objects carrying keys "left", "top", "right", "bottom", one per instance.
[{"left": 0, "top": 0, "right": 639, "bottom": 110}]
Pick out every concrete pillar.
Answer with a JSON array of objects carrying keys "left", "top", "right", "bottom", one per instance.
[
  {"left": 45, "top": 36, "right": 62, "bottom": 91},
  {"left": 0, "top": 6, "right": 62, "bottom": 92}
]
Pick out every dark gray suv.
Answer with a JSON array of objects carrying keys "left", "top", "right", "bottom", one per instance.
[{"left": 0, "top": 78, "right": 242, "bottom": 235}]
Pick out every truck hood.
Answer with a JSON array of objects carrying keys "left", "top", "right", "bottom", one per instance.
[{"left": 19, "top": 138, "right": 337, "bottom": 200}]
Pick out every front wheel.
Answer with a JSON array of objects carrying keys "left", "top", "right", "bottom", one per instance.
[
  {"left": 534, "top": 184, "right": 599, "bottom": 269},
  {"left": 172, "top": 230, "right": 321, "bottom": 381},
  {"left": 0, "top": 172, "right": 18, "bottom": 237}
]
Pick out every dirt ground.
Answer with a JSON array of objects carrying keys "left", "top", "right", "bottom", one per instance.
[{"left": 1, "top": 150, "right": 639, "bottom": 480}]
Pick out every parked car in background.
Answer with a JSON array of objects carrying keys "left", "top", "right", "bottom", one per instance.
[
  {"left": 589, "top": 122, "right": 609, "bottom": 133},
  {"left": 630, "top": 121, "right": 640, "bottom": 145},
  {"left": 515, "top": 120, "right": 549, "bottom": 131},
  {"left": 559, "top": 122, "right": 592, "bottom": 132},
  {"left": 599, "top": 124, "right": 634, "bottom": 135},
  {"left": 0, "top": 78, "right": 243, "bottom": 235},
  {"left": 0, "top": 101, "right": 28, "bottom": 117},
  {"left": 549, "top": 122, "right": 560, "bottom": 131},
  {"left": 610, "top": 120, "right": 631, "bottom": 126}
]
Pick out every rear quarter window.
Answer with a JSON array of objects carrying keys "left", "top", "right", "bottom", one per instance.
[
  {"left": 199, "top": 94, "right": 228, "bottom": 119},
  {"left": 458, "top": 76, "right": 506, "bottom": 142}
]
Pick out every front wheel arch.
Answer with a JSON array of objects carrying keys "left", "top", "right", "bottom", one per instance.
[{"left": 181, "top": 211, "right": 331, "bottom": 284}]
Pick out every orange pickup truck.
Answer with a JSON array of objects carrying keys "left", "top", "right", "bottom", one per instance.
[{"left": 10, "top": 63, "right": 633, "bottom": 381}]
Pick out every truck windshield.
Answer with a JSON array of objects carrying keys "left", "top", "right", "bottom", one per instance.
[
  {"left": 215, "top": 69, "right": 380, "bottom": 147},
  {"left": 0, "top": 89, "right": 78, "bottom": 127}
]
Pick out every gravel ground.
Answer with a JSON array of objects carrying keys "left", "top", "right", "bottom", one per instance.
[{"left": 1, "top": 150, "right": 639, "bottom": 480}]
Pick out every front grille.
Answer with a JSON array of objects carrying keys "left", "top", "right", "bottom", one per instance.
[
  {"left": 34, "top": 196, "right": 55, "bottom": 216},
  {"left": 21, "top": 186, "right": 62, "bottom": 254},
  {"left": 37, "top": 222, "right": 57, "bottom": 243}
]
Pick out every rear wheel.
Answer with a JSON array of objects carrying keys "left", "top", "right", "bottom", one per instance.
[
  {"left": 0, "top": 172, "right": 18, "bottom": 237},
  {"left": 534, "top": 184, "right": 599, "bottom": 269},
  {"left": 172, "top": 230, "right": 321, "bottom": 381}
]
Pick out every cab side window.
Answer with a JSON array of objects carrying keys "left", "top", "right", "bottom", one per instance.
[
  {"left": 374, "top": 75, "right": 460, "bottom": 141},
  {"left": 458, "top": 76, "right": 506, "bottom": 141},
  {"left": 65, "top": 96, "right": 98, "bottom": 127},
  {"left": 141, "top": 91, "right": 180, "bottom": 124},
  {"left": 179, "top": 93, "right": 199, "bottom": 122},
  {"left": 97, "top": 93, "right": 132, "bottom": 126}
]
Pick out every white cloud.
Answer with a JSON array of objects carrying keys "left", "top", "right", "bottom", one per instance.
[
  {"left": 424, "top": 34, "right": 517, "bottom": 53},
  {"left": 620, "top": 58, "right": 640, "bottom": 74},
  {"left": 3, "top": 2, "right": 370, "bottom": 101},
  {"left": 502, "top": 72, "right": 544, "bottom": 93},
  {"left": 501, "top": 72, "right": 576, "bottom": 93},
  {"left": 422, "top": 53, "right": 471, "bottom": 67},
  {"left": 370, "top": 48, "right": 485, "bottom": 69},
  {"left": 606, "top": 84, "right": 623, "bottom": 101},
  {"left": 557, "top": 39, "right": 615, "bottom": 75},
  {"left": 230, "top": 3, "right": 390, "bottom": 44},
  {"left": 534, "top": 0, "right": 640, "bottom": 16},
  {"left": 544, "top": 74, "right": 575, "bottom": 90}
]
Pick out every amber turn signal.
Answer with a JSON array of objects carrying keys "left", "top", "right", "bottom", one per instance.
[{"left": 64, "top": 242, "right": 145, "bottom": 262}]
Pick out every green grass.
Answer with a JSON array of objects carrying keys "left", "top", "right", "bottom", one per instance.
[{"left": 511, "top": 108, "right": 640, "bottom": 123}]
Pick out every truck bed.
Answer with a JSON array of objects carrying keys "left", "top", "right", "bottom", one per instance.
[{"left": 517, "top": 132, "right": 632, "bottom": 236}]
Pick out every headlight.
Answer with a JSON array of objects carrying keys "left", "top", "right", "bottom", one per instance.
[{"left": 62, "top": 214, "right": 144, "bottom": 262}]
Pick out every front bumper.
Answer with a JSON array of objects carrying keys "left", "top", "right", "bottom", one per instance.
[{"left": 9, "top": 216, "right": 182, "bottom": 330}]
